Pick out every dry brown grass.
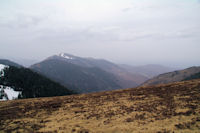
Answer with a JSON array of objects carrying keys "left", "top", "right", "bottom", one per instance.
[{"left": 1, "top": 79, "right": 200, "bottom": 133}]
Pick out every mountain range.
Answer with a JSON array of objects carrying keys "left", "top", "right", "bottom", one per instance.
[
  {"left": 2, "top": 53, "right": 199, "bottom": 95},
  {"left": 1, "top": 55, "right": 200, "bottom": 132},
  {"left": 31, "top": 53, "right": 173, "bottom": 93}
]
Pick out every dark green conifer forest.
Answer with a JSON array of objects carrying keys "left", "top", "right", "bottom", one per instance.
[{"left": 0, "top": 66, "right": 76, "bottom": 98}]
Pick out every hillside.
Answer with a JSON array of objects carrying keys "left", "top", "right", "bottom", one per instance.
[
  {"left": 0, "top": 64, "right": 75, "bottom": 100},
  {"left": 184, "top": 72, "right": 200, "bottom": 81},
  {"left": 31, "top": 53, "right": 148, "bottom": 93},
  {"left": 143, "top": 66, "right": 200, "bottom": 86},
  {"left": 1, "top": 79, "right": 200, "bottom": 132}
]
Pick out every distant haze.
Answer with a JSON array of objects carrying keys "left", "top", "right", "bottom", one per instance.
[{"left": 0, "top": 0, "right": 200, "bottom": 68}]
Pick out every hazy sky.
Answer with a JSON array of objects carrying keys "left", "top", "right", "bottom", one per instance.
[{"left": 0, "top": 0, "right": 200, "bottom": 67}]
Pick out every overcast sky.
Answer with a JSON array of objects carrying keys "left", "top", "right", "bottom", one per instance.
[{"left": 0, "top": 0, "right": 200, "bottom": 67}]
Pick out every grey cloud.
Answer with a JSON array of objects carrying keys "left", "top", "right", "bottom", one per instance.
[
  {"left": 40, "top": 26, "right": 194, "bottom": 43},
  {"left": 34, "top": 26, "right": 120, "bottom": 44},
  {"left": 0, "top": 14, "right": 44, "bottom": 30},
  {"left": 122, "top": 8, "right": 132, "bottom": 12},
  {"left": 117, "top": 28, "right": 200, "bottom": 42},
  {"left": 0, "top": 0, "right": 200, "bottom": 68}
]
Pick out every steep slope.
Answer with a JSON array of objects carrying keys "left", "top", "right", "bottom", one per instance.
[
  {"left": 1, "top": 79, "right": 200, "bottom": 132},
  {"left": 31, "top": 59, "right": 121, "bottom": 93},
  {"left": 143, "top": 66, "right": 200, "bottom": 86},
  {"left": 120, "top": 64, "right": 175, "bottom": 78},
  {"left": 84, "top": 57, "right": 148, "bottom": 87},
  {"left": 31, "top": 53, "right": 148, "bottom": 93},
  {"left": 0, "top": 64, "right": 75, "bottom": 100}
]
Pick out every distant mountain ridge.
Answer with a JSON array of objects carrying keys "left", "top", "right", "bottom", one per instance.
[
  {"left": 31, "top": 53, "right": 149, "bottom": 93},
  {"left": 120, "top": 64, "right": 175, "bottom": 78},
  {"left": 142, "top": 66, "right": 200, "bottom": 86},
  {"left": 0, "top": 59, "right": 22, "bottom": 68}
]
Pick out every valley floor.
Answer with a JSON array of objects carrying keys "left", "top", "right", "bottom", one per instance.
[{"left": 0, "top": 79, "right": 200, "bottom": 133}]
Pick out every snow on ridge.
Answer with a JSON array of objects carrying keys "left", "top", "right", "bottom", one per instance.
[
  {"left": 59, "top": 53, "right": 74, "bottom": 60},
  {"left": 0, "top": 85, "right": 21, "bottom": 101}
]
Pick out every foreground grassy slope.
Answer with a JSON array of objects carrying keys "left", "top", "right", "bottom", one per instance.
[{"left": 0, "top": 79, "right": 200, "bottom": 133}]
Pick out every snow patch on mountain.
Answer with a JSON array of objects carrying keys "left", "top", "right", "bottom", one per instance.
[
  {"left": 0, "top": 85, "right": 21, "bottom": 101},
  {"left": 0, "top": 64, "right": 9, "bottom": 77},
  {"left": 59, "top": 53, "right": 74, "bottom": 60},
  {"left": 0, "top": 64, "right": 21, "bottom": 101},
  {"left": 0, "top": 64, "right": 6, "bottom": 71}
]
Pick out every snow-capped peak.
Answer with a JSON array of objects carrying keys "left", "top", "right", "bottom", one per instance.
[{"left": 59, "top": 53, "right": 74, "bottom": 60}]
